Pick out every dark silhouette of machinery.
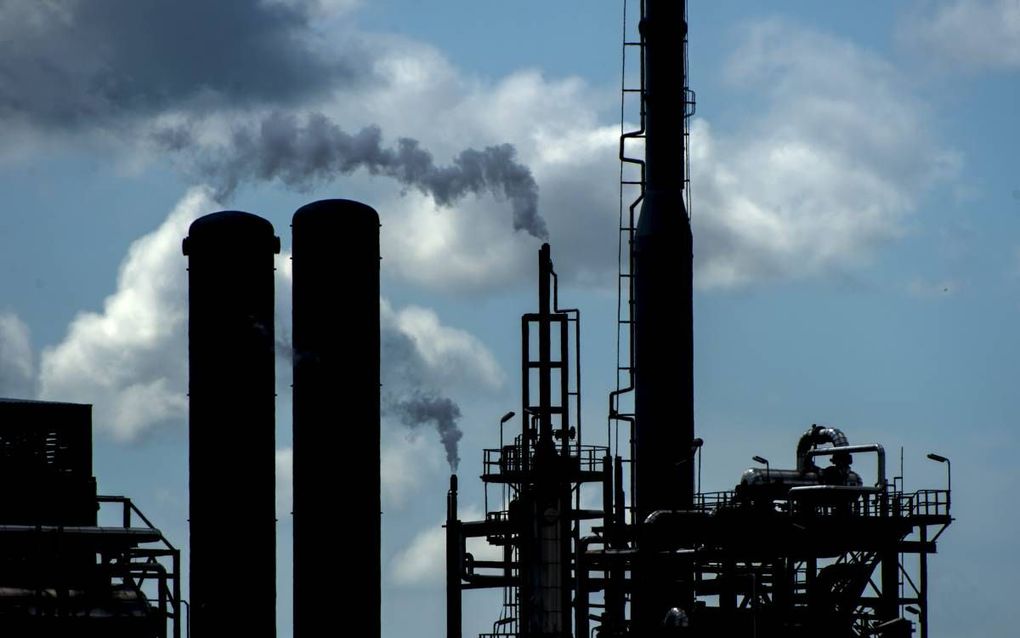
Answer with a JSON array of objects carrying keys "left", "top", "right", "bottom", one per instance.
[
  {"left": 0, "top": 399, "right": 181, "bottom": 637},
  {"left": 2, "top": 2, "right": 952, "bottom": 637},
  {"left": 444, "top": 2, "right": 953, "bottom": 638},
  {"left": 0, "top": 199, "right": 382, "bottom": 638}
]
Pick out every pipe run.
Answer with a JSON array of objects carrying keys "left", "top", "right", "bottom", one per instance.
[
  {"left": 805, "top": 444, "right": 886, "bottom": 490},
  {"left": 796, "top": 425, "right": 850, "bottom": 473}
]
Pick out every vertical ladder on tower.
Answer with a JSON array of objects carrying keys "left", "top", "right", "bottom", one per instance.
[
  {"left": 610, "top": 0, "right": 696, "bottom": 463},
  {"left": 681, "top": 1, "right": 696, "bottom": 216},
  {"left": 610, "top": 0, "right": 646, "bottom": 460}
]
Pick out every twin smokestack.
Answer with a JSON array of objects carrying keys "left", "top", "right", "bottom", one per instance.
[{"left": 182, "top": 200, "right": 380, "bottom": 638}]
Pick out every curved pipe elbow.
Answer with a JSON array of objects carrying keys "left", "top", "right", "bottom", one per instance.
[{"left": 796, "top": 424, "right": 850, "bottom": 472}]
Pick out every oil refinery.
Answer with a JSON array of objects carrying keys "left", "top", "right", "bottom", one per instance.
[
  {"left": 0, "top": 2, "right": 954, "bottom": 638},
  {"left": 443, "top": 2, "right": 953, "bottom": 638}
]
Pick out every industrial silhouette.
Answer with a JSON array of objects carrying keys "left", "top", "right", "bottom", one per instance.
[
  {"left": 0, "top": 399, "right": 181, "bottom": 637},
  {"left": 182, "top": 200, "right": 381, "bottom": 638},
  {"left": 444, "top": 2, "right": 953, "bottom": 638},
  {"left": 291, "top": 200, "right": 380, "bottom": 638},
  {"left": 182, "top": 211, "right": 280, "bottom": 637},
  {"left": 0, "top": 1, "right": 952, "bottom": 638}
]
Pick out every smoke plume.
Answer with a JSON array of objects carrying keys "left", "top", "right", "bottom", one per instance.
[
  {"left": 157, "top": 111, "right": 548, "bottom": 239},
  {"left": 390, "top": 392, "right": 463, "bottom": 472}
]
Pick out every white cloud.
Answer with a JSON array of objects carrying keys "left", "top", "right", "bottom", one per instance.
[
  {"left": 382, "top": 300, "right": 503, "bottom": 391},
  {"left": 24, "top": 18, "right": 957, "bottom": 446},
  {"left": 233, "top": 20, "right": 952, "bottom": 292},
  {"left": 262, "top": 0, "right": 361, "bottom": 19},
  {"left": 150, "top": 51, "right": 620, "bottom": 293},
  {"left": 390, "top": 520, "right": 446, "bottom": 586},
  {"left": 36, "top": 186, "right": 502, "bottom": 447},
  {"left": 688, "top": 20, "right": 958, "bottom": 287},
  {"left": 352, "top": 66, "right": 620, "bottom": 292},
  {"left": 902, "top": 0, "right": 1020, "bottom": 71},
  {"left": 390, "top": 507, "right": 502, "bottom": 587},
  {"left": 380, "top": 428, "right": 443, "bottom": 509},
  {"left": 0, "top": 5, "right": 963, "bottom": 295},
  {"left": 0, "top": 312, "right": 35, "bottom": 398},
  {"left": 38, "top": 187, "right": 211, "bottom": 440}
]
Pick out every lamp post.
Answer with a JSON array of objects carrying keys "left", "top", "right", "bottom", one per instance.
[
  {"left": 926, "top": 453, "right": 951, "bottom": 511},
  {"left": 499, "top": 411, "right": 516, "bottom": 448},
  {"left": 918, "top": 453, "right": 950, "bottom": 638},
  {"left": 906, "top": 603, "right": 923, "bottom": 638}
]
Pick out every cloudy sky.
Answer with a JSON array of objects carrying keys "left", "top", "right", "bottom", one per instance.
[{"left": 0, "top": 1, "right": 1018, "bottom": 636}]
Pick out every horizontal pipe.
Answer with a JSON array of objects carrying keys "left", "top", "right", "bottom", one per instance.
[
  {"left": 0, "top": 525, "right": 162, "bottom": 539},
  {"left": 805, "top": 443, "right": 886, "bottom": 489},
  {"left": 787, "top": 485, "right": 883, "bottom": 497}
]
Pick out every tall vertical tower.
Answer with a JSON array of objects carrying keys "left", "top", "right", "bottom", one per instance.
[
  {"left": 291, "top": 200, "right": 381, "bottom": 638},
  {"left": 630, "top": 2, "right": 696, "bottom": 633},
  {"left": 183, "top": 211, "right": 280, "bottom": 638}
]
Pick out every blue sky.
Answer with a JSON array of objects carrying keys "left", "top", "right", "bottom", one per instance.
[{"left": 0, "top": 1, "right": 1017, "bottom": 637}]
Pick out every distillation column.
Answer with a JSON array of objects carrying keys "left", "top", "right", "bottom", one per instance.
[{"left": 632, "top": 0, "right": 695, "bottom": 633}]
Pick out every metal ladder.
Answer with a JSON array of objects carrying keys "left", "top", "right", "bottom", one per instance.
[
  {"left": 610, "top": 0, "right": 695, "bottom": 461},
  {"left": 609, "top": 0, "right": 646, "bottom": 461}
]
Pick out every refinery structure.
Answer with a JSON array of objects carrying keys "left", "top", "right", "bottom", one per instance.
[
  {"left": 444, "top": 2, "right": 953, "bottom": 638},
  {"left": 0, "top": 2, "right": 952, "bottom": 638}
]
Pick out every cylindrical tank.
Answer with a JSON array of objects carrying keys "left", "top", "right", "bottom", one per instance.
[
  {"left": 291, "top": 199, "right": 380, "bottom": 638},
  {"left": 183, "top": 211, "right": 280, "bottom": 638}
]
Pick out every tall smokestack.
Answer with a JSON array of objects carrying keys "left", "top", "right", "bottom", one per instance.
[
  {"left": 633, "top": 0, "right": 693, "bottom": 523},
  {"left": 632, "top": 0, "right": 694, "bottom": 632},
  {"left": 183, "top": 211, "right": 280, "bottom": 638},
  {"left": 291, "top": 200, "right": 380, "bottom": 638}
]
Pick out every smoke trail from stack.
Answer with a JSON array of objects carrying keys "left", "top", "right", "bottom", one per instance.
[
  {"left": 278, "top": 303, "right": 468, "bottom": 472},
  {"left": 156, "top": 111, "right": 548, "bottom": 239},
  {"left": 391, "top": 392, "right": 463, "bottom": 472}
]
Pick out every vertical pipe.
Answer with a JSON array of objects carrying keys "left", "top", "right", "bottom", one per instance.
[
  {"left": 538, "top": 243, "right": 552, "bottom": 442},
  {"left": 292, "top": 199, "right": 380, "bottom": 638},
  {"left": 559, "top": 319, "right": 570, "bottom": 456},
  {"left": 603, "top": 456, "right": 624, "bottom": 634},
  {"left": 880, "top": 491, "right": 899, "bottom": 622},
  {"left": 446, "top": 475, "right": 462, "bottom": 638},
  {"left": 602, "top": 456, "right": 613, "bottom": 538},
  {"left": 575, "top": 538, "right": 589, "bottom": 638},
  {"left": 613, "top": 456, "right": 626, "bottom": 534},
  {"left": 183, "top": 211, "right": 280, "bottom": 638},
  {"left": 608, "top": 456, "right": 626, "bottom": 630},
  {"left": 919, "top": 525, "right": 928, "bottom": 638},
  {"left": 521, "top": 322, "right": 531, "bottom": 470},
  {"left": 521, "top": 244, "right": 570, "bottom": 638},
  {"left": 173, "top": 549, "right": 181, "bottom": 638}
]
